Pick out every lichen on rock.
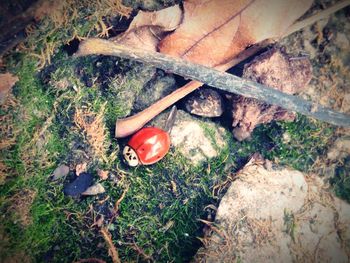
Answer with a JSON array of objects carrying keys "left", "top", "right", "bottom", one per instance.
[
  {"left": 195, "top": 156, "right": 350, "bottom": 263},
  {"left": 151, "top": 109, "right": 227, "bottom": 165},
  {"left": 133, "top": 72, "right": 177, "bottom": 111}
]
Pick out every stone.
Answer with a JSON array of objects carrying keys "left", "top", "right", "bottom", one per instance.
[
  {"left": 195, "top": 157, "right": 350, "bottom": 263},
  {"left": 122, "top": 0, "right": 179, "bottom": 11},
  {"left": 184, "top": 88, "right": 224, "bottom": 117},
  {"left": 109, "top": 66, "right": 156, "bottom": 117},
  {"left": 52, "top": 164, "right": 69, "bottom": 180},
  {"left": 151, "top": 109, "right": 227, "bottom": 165},
  {"left": 133, "top": 73, "right": 176, "bottom": 111},
  {"left": 63, "top": 172, "right": 94, "bottom": 197},
  {"left": 81, "top": 183, "right": 105, "bottom": 195},
  {"left": 231, "top": 48, "right": 312, "bottom": 141}
]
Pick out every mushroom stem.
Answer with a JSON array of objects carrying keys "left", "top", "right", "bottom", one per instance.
[{"left": 115, "top": 81, "right": 202, "bottom": 138}]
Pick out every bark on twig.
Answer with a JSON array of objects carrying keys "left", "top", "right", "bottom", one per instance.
[{"left": 76, "top": 38, "right": 350, "bottom": 129}]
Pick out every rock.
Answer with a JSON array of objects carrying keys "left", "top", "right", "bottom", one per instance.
[
  {"left": 151, "top": 110, "right": 227, "bottom": 164},
  {"left": 81, "top": 183, "right": 105, "bottom": 195},
  {"left": 52, "top": 164, "right": 69, "bottom": 180},
  {"left": 195, "top": 157, "right": 350, "bottom": 263},
  {"left": 64, "top": 172, "right": 94, "bottom": 197},
  {"left": 231, "top": 48, "right": 312, "bottom": 141},
  {"left": 109, "top": 66, "right": 156, "bottom": 117},
  {"left": 327, "top": 138, "right": 350, "bottom": 161},
  {"left": 133, "top": 73, "right": 176, "bottom": 111},
  {"left": 122, "top": 0, "right": 179, "bottom": 11},
  {"left": 184, "top": 88, "right": 223, "bottom": 117}
]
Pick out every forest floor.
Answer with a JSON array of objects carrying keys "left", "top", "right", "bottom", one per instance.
[{"left": 0, "top": 0, "right": 349, "bottom": 262}]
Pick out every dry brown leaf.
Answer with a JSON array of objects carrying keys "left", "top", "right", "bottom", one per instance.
[
  {"left": 112, "top": 4, "right": 182, "bottom": 51},
  {"left": 159, "top": 0, "right": 313, "bottom": 67},
  {"left": 0, "top": 73, "right": 18, "bottom": 103}
]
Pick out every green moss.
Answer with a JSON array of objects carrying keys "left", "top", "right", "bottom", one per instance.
[
  {"left": 0, "top": 1, "right": 346, "bottom": 262},
  {"left": 331, "top": 157, "right": 350, "bottom": 202}
]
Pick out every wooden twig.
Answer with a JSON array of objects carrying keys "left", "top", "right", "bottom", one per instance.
[
  {"left": 284, "top": 0, "right": 350, "bottom": 37},
  {"left": 76, "top": 38, "right": 350, "bottom": 129},
  {"left": 100, "top": 227, "right": 121, "bottom": 263}
]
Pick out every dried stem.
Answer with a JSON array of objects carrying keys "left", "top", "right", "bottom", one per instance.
[
  {"left": 100, "top": 227, "right": 121, "bottom": 263},
  {"left": 114, "top": 186, "right": 129, "bottom": 212}
]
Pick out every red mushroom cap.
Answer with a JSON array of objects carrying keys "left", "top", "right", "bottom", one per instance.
[{"left": 127, "top": 127, "right": 170, "bottom": 165}]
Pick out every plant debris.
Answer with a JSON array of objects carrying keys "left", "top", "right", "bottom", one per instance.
[
  {"left": 159, "top": 0, "right": 313, "bottom": 67},
  {"left": 74, "top": 104, "right": 109, "bottom": 163},
  {"left": 0, "top": 73, "right": 18, "bottom": 103},
  {"left": 8, "top": 188, "right": 37, "bottom": 227},
  {"left": 113, "top": 4, "right": 182, "bottom": 51}
]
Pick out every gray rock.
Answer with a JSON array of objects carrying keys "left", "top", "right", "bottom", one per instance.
[
  {"left": 133, "top": 74, "right": 176, "bottom": 111},
  {"left": 81, "top": 183, "right": 105, "bottom": 195},
  {"left": 52, "top": 164, "right": 69, "bottom": 180},
  {"left": 151, "top": 110, "right": 227, "bottom": 165},
  {"left": 195, "top": 157, "right": 350, "bottom": 263},
  {"left": 109, "top": 66, "right": 156, "bottom": 117},
  {"left": 184, "top": 88, "right": 224, "bottom": 117},
  {"left": 122, "top": 0, "right": 179, "bottom": 11}
]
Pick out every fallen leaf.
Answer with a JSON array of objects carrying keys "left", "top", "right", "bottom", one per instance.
[
  {"left": 112, "top": 4, "right": 182, "bottom": 51},
  {"left": 0, "top": 73, "right": 18, "bottom": 103},
  {"left": 159, "top": 0, "right": 313, "bottom": 67},
  {"left": 76, "top": 162, "right": 87, "bottom": 176}
]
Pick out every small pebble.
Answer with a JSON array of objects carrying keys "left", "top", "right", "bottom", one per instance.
[
  {"left": 64, "top": 172, "right": 93, "bottom": 197},
  {"left": 184, "top": 88, "right": 223, "bottom": 117},
  {"left": 81, "top": 183, "right": 105, "bottom": 196},
  {"left": 98, "top": 170, "right": 109, "bottom": 180},
  {"left": 52, "top": 165, "right": 69, "bottom": 180}
]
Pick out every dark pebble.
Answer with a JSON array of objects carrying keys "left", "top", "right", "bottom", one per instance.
[{"left": 64, "top": 172, "right": 94, "bottom": 197}]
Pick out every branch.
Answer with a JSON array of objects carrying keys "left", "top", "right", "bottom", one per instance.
[{"left": 76, "top": 38, "right": 350, "bottom": 131}]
